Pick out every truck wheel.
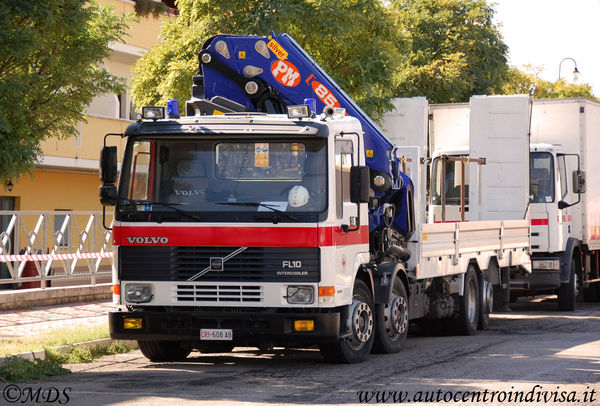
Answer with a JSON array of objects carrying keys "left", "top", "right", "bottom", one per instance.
[
  {"left": 558, "top": 259, "right": 577, "bottom": 311},
  {"left": 447, "top": 265, "right": 480, "bottom": 336},
  {"left": 478, "top": 276, "right": 493, "bottom": 330},
  {"left": 372, "top": 277, "right": 408, "bottom": 354},
  {"left": 319, "top": 279, "right": 374, "bottom": 363},
  {"left": 138, "top": 340, "right": 191, "bottom": 362}
]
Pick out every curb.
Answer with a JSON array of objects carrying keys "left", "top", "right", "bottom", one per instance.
[
  {"left": 0, "top": 284, "right": 111, "bottom": 311},
  {"left": 0, "top": 339, "right": 138, "bottom": 366}
]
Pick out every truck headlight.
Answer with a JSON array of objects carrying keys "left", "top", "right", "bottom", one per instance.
[
  {"left": 286, "top": 286, "right": 314, "bottom": 304},
  {"left": 125, "top": 284, "right": 153, "bottom": 303}
]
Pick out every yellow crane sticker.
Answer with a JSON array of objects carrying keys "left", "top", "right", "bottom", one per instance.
[{"left": 267, "top": 39, "right": 288, "bottom": 60}]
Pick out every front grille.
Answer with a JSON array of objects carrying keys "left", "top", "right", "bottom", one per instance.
[
  {"left": 120, "top": 246, "right": 320, "bottom": 282},
  {"left": 176, "top": 284, "right": 263, "bottom": 303}
]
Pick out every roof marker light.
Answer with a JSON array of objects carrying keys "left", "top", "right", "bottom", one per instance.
[
  {"left": 287, "top": 105, "right": 310, "bottom": 119},
  {"left": 142, "top": 106, "right": 165, "bottom": 120}
]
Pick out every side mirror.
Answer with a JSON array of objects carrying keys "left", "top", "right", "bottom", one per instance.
[
  {"left": 573, "top": 170, "right": 586, "bottom": 194},
  {"left": 350, "top": 166, "right": 370, "bottom": 204},
  {"left": 100, "top": 146, "right": 118, "bottom": 184},
  {"left": 558, "top": 200, "right": 569, "bottom": 210},
  {"left": 99, "top": 185, "right": 117, "bottom": 206}
]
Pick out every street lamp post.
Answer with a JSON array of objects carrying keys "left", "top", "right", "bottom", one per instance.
[{"left": 558, "top": 57, "right": 580, "bottom": 82}]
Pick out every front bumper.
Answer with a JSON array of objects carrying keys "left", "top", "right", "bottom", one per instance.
[{"left": 109, "top": 310, "right": 341, "bottom": 345}]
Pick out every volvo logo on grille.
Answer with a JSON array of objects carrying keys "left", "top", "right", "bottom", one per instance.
[
  {"left": 187, "top": 247, "right": 248, "bottom": 281},
  {"left": 283, "top": 260, "right": 302, "bottom": 268},
  {"left": 210, "top": 257, "right": 224, "bottom": 272}
]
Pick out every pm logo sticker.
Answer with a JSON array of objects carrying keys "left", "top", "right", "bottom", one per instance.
[{"left": 271, "top": 60, "right": 301, "bottom": 87}]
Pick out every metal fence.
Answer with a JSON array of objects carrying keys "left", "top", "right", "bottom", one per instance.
[{"left": 0, "top": 211, "right": 113, "bottom": 289}]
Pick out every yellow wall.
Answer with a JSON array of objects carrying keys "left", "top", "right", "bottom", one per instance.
[
  {"left": 4, "top": 171, "right": 104, "bottom": 212},
  {"left": 40, "top": 116, "right": 129, "bottom": 162},
  {"left": 105, "top": 0, "right": 169, "bottom": 50}
]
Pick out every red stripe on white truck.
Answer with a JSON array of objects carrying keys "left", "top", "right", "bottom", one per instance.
[
  {"left": 113, "top": 225, "right": 369, "bottom": 248},
  {"left": 531, "top": 218, "right": 549, "bottom": 226}
]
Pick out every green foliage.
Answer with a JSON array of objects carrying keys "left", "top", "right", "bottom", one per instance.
[
  {"left": 391, "top": 0, "right": 509, "bottom": 103},
  {"left": 131, "top": 0, "right": 400, "bottom": 120},
  {"left": 0, "top": 0, "right": 130, "bottom": 183},
  {"left": 45, "top": 342, "right": 132, "bottom": 364},
  {"left": 133, "top": 0, "right": 168, "bottom": 18},
  {"left": 501, "top": 65, "right": 596, "bottom": 100},
  {"left": 0, "top": 356, "right": 70, "bottom": 382},
  {"left": 0, "top": 325, "right": 110, "bottom": 357}
]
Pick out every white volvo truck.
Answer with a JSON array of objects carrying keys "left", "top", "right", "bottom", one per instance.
[{"left": 100, "top": 33, "right": 531, "bottom": 363}]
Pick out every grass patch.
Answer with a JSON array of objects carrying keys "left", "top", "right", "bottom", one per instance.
[
  {"left": 0, "top": 356, "right": 70, "bottom": 382},
  {"left": 0, "top": 342, "right": 134, "bottom": 382},
  {"left": 46, "top": 342, "right": 132, "bottom": 364},
  {"left": 0, "top": 324, "right": 110, "bottom": 357}
]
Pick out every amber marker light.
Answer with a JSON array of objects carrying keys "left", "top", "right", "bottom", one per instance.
[
  {"left": 294, "top": 320, "right": 315, "bottom": 332},
  {"left": 112, "top": 284, "right": 121, "bottom": 295},
  {"left": 318, "top": 286, "right": 335, "bottom": 297},
  {"left": 123, "top": 318, "right": 143, "bottom": 330}
]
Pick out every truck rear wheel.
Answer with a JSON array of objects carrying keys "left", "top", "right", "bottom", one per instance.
[
  {"left": 372, "top": 277, "right": 408, "bottom": 354},
  {"left": 558, "top": 259, "right": 577, "bottom": 311},
  {"left": 138, "top": 340, "right": 192, "bottom": 362},
  {"left": 447, "top": 265, "right": 480, "bottom": 336},
  {"left": 478, "top": 275, "right": 493, "bottom": 330},
  {"left": 319, "top": 279, "right": 374, "bottom": 363}
]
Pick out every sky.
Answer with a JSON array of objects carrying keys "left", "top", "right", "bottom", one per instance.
[{"left": 492, "top": 0, "right": 600, "bottom": 95}]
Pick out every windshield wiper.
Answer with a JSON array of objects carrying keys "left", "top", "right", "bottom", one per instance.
[
  {"left": 119, "top": 199, "right": 201, "bottom": 221},
  {"left": 217, "top": 202, "right": 299, "bottom": 222}
]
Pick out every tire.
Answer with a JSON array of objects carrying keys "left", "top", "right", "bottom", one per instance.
[
  {"left": 372, "top": 278, "right": 408, "bottom": 353},
  {"left": 447, "top": 265, "right": 480, "bottom": 336},
  {"left": 138, "top": 340, "right": 192, "bottom": 362},
  {"left": 319, "top": 279, "right": 375, "bottom": 363},
  {"left": 558, "top": 259, "right": 577, "bottom": 311},
  {"left": 478, "top": 275, "right": 493, "bottom": 330}
]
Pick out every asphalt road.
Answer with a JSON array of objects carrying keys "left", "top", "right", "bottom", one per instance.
[{"left": 8, "top": 298, "right": 600, "bottom": 406}]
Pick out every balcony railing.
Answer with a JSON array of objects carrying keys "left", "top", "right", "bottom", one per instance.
[{"left": 0, "top": 211, "right": 113, "bottom": 289}]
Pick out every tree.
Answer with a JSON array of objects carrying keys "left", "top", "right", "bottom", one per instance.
[
  {"left": 501, "top": 65, "right": 596, "bottom": 100},
  {"left": 391, "top": 0, "right": 509, "bottom": 103},
  {"left": 0, "top": 0, "right": 130, "bottom": 183},
  {"left": 131, "top": 0, "right": 401, "bottom": 120}
]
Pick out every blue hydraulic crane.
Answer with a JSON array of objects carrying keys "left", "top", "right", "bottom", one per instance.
[{"left": 188, "top": 32, "right": 413, "bottom": 237}]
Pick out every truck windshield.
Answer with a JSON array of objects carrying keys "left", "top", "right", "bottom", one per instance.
[
  {"left": 530, "top": 152, "right": 554, "bottom": 203},
  {"left": 117, "top": 137, "right": 328, "bottom": 222},
  {"left": 430, "top": 157, "right": 469, "bottom": 205}
]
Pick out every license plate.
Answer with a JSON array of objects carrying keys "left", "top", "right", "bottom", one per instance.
[{"left": 200, "top": 329, "right": 233, "bottom": 341}]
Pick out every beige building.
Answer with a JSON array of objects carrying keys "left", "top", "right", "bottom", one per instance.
[{"left": 0, "top": 0, "right": 172, "bottom": 213}]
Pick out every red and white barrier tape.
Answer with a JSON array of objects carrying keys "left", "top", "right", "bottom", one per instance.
[{"left": 0, "top": 252, "right": 113, "bottom": 263}]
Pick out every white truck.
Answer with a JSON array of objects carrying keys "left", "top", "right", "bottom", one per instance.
[
  {"left": 101, "top": 33, "right": 531, "bottom": 363},
  {"left": 387, "top": 96, "right": 600, "bottom": 310}
]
